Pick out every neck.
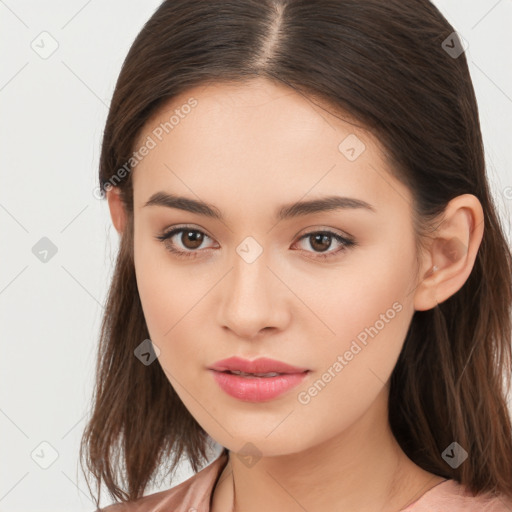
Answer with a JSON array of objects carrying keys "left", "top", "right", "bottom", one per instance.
[{"left": 211, "top": 388, "right": 445, "bottom": 512}]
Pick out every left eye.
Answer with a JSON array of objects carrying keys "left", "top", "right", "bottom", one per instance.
[
  {"left": 294, "top": 231, "right": 355, "bottom": 258},
  {"left": 155, "top": 226, "right": 356, "bottom": 260}
]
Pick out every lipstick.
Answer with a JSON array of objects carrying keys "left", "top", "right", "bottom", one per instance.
[{"left": 208, "top": 356, "right": 310, "bottom": 402}]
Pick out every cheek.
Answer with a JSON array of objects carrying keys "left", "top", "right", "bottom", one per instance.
[
  {"left": 133, "top": 238, "right": 214, "bottom": 373},
  {"left": 329, "top": 269, "right": 411, "bottom": 354},
  {"left": 285, "top": 257, "right": 414, "bottom": 442},
  {"left": 289, "top": 241, "right": 416, "bottom": 390}
]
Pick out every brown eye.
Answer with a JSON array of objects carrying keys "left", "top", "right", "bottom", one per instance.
[
  {"left": 155, "top": 226, "right": 356, "bottom": 261},
  {"left": 180, "top": 230, "right": 204, "bottom": 250},
  {"left": 155, "top": 227, "right": 216, "bottom": 259},
  {"left": 308, "top": 233, "right": 333, "bottom": 252},
  {"left": 293, "top": 230, "right": 356, "bottom": 260}
]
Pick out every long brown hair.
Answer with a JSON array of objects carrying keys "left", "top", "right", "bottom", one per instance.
[{"left": 80, "top": 0, "right": 512, "bottom": 507}]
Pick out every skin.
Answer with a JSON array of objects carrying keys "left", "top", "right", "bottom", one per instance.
[{"left": 107, "top": 78, "right": 484, "bottom": 511}]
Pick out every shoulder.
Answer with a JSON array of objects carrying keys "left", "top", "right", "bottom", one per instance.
[
  {"left": 96, "top": 450, "right": 229, "bottom": 512},
  {"left": 403, "top": 479, "right": 512, "bottom": 512}
]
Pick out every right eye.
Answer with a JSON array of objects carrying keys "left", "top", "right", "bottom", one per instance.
[{"left": 155, "top": 225, "right": 218, "bottom": 259}]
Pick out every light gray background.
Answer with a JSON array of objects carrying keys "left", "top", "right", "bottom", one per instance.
[{"left": 1, "top": 1, "right": 511, "bottom": 511}]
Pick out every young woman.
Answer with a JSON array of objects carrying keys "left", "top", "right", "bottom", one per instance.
[{"left": 80, "top": 1, "right": 512, "bottom": 510}]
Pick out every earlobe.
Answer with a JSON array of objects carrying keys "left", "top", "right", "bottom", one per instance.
[
  {"left": 413, "top": 194, "right": 484, "bottom": 311},
  {"left": 106, "top": 186, "right": 127, "bottom": 234}
]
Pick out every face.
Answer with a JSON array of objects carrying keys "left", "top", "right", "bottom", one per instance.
[{"left": 129, "top": 78, "right": 422, "bottom": 456}]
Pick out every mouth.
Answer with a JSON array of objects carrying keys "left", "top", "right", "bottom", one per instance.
[
  {"left": 208, "top": 368, "right": 311, "bottom": 402},
  {"left": 208, "top": 356, "right": 310, "bottom": 375},
  {"left": 215, "top": 369, "right": 309, "bottom": 378}
]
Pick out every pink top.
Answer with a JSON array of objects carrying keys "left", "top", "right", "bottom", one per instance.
[{"left": 98, "top": 451, "right": 512, "bottom": 512}]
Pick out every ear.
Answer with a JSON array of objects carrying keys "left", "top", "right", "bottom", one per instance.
[
  {"left": 414, "top": 194, "right": 484, "bottom": 311},
  {"left": 106, "top": 186, "right": 127, "bottom": 234}
]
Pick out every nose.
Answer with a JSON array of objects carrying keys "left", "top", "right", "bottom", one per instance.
[{"left": 216, "top": 251, "right": 291, "bottom": 340}]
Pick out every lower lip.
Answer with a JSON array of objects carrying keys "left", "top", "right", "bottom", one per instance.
[{"left": 209, "top": 370, "right": 309, "bottom": 402}]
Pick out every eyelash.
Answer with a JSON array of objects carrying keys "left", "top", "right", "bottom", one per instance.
[{"left": 155, "top": 225, "right": 357, "bottom": 261}]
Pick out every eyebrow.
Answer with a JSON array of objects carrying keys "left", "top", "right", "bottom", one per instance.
[{"left": 143, "top": 191, "right": 376, "bottom": 220}]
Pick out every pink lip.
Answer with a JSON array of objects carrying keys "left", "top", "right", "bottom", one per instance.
[
  {"left": 208, "top": 356, "right": 309, "bottom": 374},
  {"left": 208, "top": 357, "right": 310, "bottom": 402}
]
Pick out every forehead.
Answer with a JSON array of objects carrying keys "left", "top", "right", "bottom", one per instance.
[{"left": 131, "top": 78, "right": 412, "bottom": 218}]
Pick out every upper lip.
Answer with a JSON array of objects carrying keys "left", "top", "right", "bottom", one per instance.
[{"left": 208, "top": 356, "right": 310, "bottom": 374}]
